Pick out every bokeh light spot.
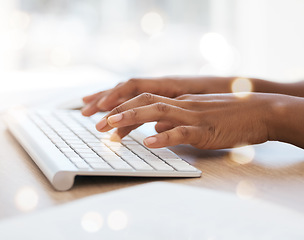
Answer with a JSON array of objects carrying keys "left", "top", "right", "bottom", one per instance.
[
  {"left": 236, "top": 180, "right": 257, "bottom": 200},
  {"left": 81, "top": 211, "right": 104, "bottom": 233},
  {"left": 10, "top": 10, "right": 31, "bottom": 30},
  {"left": 141, "top": 12, "right": 164, "bottom": 36},
  {"left": 231, "top": 77, "right": 253, "bottom": 98},
  {"left": 107, "top": 210, "right": 128, "bottom": 231},
  {"left": 15, "top": 186, "right": 39, "bottom": 212},
  {"left": 230, "top": 145, "right": 255, "bottom": 164}
]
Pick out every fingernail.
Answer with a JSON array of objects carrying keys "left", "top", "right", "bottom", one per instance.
[
  {"left": 108, "top": 113, "right": 123, "bottom": 124},
  {"left": 81, "top": 104, "right": 90, "bottom": 115},
  {"left": 144, "top": 137, "right": 157, "bottom": 146},
  {"left": 96, "top": 118, "right": 107, "bottom": 131},
  {"left": 110, "top": 132, "right": 122, "bottom": 142}
]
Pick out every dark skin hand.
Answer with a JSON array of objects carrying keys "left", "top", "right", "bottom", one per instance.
[
  {"left": 81, "top": 77, "right": 234, "bottom": 116},
  {"left": 82, "top": 76, "right": 304, "bottom": 149}
]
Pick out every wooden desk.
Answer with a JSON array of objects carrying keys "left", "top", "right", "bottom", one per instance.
[{"left": 1, "top": 117, "right": 304, "bottom": 221}]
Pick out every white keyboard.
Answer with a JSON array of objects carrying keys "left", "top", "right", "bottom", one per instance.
[{"left": 4, "top": 109, "right": 201, "bottom": 191}]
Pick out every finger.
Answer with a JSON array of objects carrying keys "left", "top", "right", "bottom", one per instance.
[
  {"left": 106, "top": 103, "right": 196, "bottom": 129},
  {"left": 95, "top": 93, "right": 182, "bottom": 131},
  {"left": 81, "top": 99, "right": 101, "bottom": 116},
  {"left": 154, "top": 121, "right": 174, "bottom": 133},
  {"left": 109, "top": 93, "right": 190, "bottom": 117},
  {"left": 110, "top": 124, "right": 142, "bottom": 141},
  {"left": 143, "top": 126, "right": 202, "bottom": 148},
  {"left": 96, "top": 78, "right": 174, "bottom": 111},
  {"left": 82, "top": 91, "right": 104, "bottom": 104},
  {"left": 96, "top": 80, "right": 140, "bottom": 110}
]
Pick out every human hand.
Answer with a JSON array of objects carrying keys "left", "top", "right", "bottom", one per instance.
[
  {"left": 95, "top": 92, "right": 276, "bottom": 149},
  {"left": 81, "top": 76, "right": 234, "bottom": 116}
]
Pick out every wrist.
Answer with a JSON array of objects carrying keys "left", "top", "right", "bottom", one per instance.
[
  {"left": 250, "top": 78, "right": 281, "bottom": 93},
  {"left": 267, "top": 94, "right": 304, "bottom": 148}
]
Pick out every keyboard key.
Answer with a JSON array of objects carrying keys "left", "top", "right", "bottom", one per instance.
[
  {"left": 59, "top": 147, "right": 75, "bottom": 153},
  {"left": 65, "top": 139, "right": 84, "bottom": 144},
  {"left": 151, "top": 149, "right": 180, "bottom": 160},
  {"left": 69, "top": 156, "right": 84, "bottom": 163},
  {"left": 75, "top": 148, "right": 96, "bottom": 154},
  {"left": 146, "top": 161, "right": 174, "bottom": 171},
  {"left": 110, "top": 161, "right": 133, "bottom": 171},
  {"left": 64, "top": 152, "right": 79, "bottom": 158},
  {"left": 102, "top": 140, "right": 123, "bottom": 147},
  {"left": 74, "top": 162, "right": 90, "bottom": 170},
  {"left": 90, "top": 162, "right": 112, "bottom": 170},
  {"left": 87, "top": 142, "right": 107, "bottom": 147},
  {"left": 56, "top": 142, "right": 70, "bottom": 149},
  {"left": 122, "top": 155, "right": 142, "bottom": 162},
  {"left": 84, "top": 157, "right": 104, "bottom": 163},
  {"left": 165, "top": 159, "right": 198, "bottom": 172},
  {"left": 94, "top": 149, "right": 115, "bottom": 156},
  {"left": 79, "top": 152, "right": 99, "bottom": 158},
  {"left": 102, "top": 154, "right": 123, "bottom": 162},
  {"left": 127, "top": 160, "right": 153, "bottom": 171},
  {"left": 69, "top": 143, "right": 90, "bottom": 149}
]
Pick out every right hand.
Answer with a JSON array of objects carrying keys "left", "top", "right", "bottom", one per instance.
[
  {"left": 94, "top": 92, "right": 275, "bottom": 149},
  {"left": 81, "top": 76, "right": 234, "bottom": 116}
]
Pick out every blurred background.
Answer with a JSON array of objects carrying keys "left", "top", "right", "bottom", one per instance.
[{"left": 1, "top": 0, "right": 304, "bottom": 94}]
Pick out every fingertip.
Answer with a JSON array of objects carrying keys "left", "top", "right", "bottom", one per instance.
[
  {"left": 96, "top": 118, "right": 108, "bottom": 131},
  {"left": 110, "top": 132, "right": 122, "bottom": 142},
  {"left": 107, "top": 113, "right": 123, "bottom": 126},
  {"left": 82, "top": 96, "right": 90, "bottom": 104},
  {"left": 143, "top": 136, "right": 158, "bottom": 147},
  {"left": 81, "top": 106, "right": 92, "bottom": 116},
  {"left": 83, "top": 91, "right": 104, "bottom": 103}
]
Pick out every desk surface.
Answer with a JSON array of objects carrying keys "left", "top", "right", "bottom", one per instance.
[{"left": 1, "top": 116, "right": 304, "bottom": 221}]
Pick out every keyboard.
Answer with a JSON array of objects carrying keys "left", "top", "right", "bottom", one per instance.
[{"left": 4, "top": 109, "right": 201, "bottom": 191}]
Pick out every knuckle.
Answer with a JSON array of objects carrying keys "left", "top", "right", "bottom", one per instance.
[
  {"left": 176, "top": 126, "right": 190, "bottom": 138},
  {"left": 208, "top": 125, "right": 216, "bottom": 136},
  {"left": 162, "top": 131, "right": 170, "bottom": 142},
  {"left": 194, "top": 124, "right": 216, "bottom": 149},
  {"left": 112, "top": 105, "right": 124, "bottom": 115},
  {"left": 139, "top": 92, "right": 155, "bottom": 104},
  {"left": 127, "top": 78, "right": 140, "bottom": 94},
  {"left": 129, "top": 108, "right": 138, "bottom": 119},
  {"left": 127, "top": 78, "right": 139, "bottom": 85},
  {"left": 115, "top": 81, "right": 124, "bottom": 88},
  {"left": 155, "top": 102, "right": 170, "bottom": 113}
]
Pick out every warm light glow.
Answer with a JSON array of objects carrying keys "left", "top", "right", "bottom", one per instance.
[
  {"left": 199, "top": 32, "right": 236, "bottom": 72},
  {"left": 10, "top": 10, "right": 31, "bottom": 30},
  {"left": 0, "top": 29, "right": 28, "bottom": 51},
  {"left": 141, "top": 12, "right": 164, "bottom": 36},
  {"left": 50, "top": 46, "right": 71, "bottom": 66},
  {"left": 81, "top": 211, "right": 104, "bottom": 233},
  {"left": 107, "top": 210, "right": 128, "bottom": 231},
  {"left": 119, "top": 39, "right": 141, "bottom": 63},
  {"left": 236, "top": 180, "right": 257, "bottom": 200},
  {"left": 11, "top": 29, "right": 27, "bottom": 50},
  {"left": 15, "top": 186, "right": 39, "bottom": 212},
  {"left": 231, "top": 77, "right": 253, "bottom": 98},
  {"left": 230, "top": 145, "right": 255, "bottom": 164}
]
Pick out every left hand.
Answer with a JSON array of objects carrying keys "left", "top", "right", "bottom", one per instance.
[{"left": 95, "top": 92, "right": 275, "bottom": 149}]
